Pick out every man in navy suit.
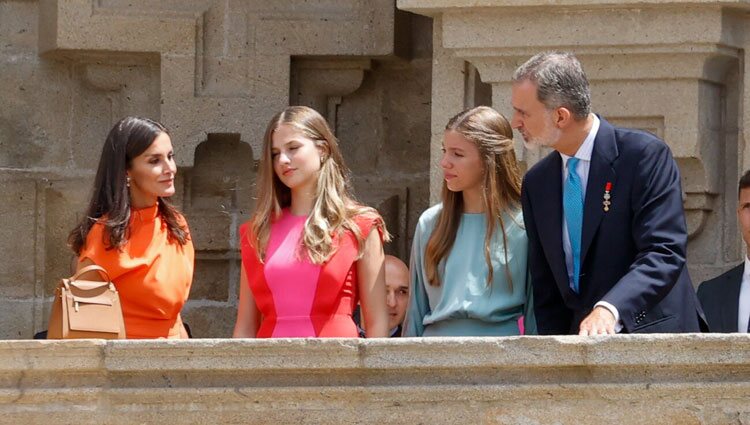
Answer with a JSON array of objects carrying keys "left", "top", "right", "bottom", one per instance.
[
  {"left": 697, "top": 170, "right": 750, "bottom": 333},
  {"left": 513, "top": 52, "right": 705, "bottom": 335}
]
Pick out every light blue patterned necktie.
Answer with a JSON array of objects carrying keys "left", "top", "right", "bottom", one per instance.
[{"left": 564, "top": 157, "right": 583, "bottom": 293}]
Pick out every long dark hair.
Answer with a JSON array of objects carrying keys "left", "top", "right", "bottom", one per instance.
[{"left": 68, "top": 116, "right": 189, "bottom": 254}]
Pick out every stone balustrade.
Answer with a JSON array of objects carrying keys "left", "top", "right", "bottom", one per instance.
[{"left": 0, "top": 335, "right": 748, "bottom": 424}]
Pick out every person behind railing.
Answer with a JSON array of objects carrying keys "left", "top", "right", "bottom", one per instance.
[
  {"left": 67, "top": 117, "right": 194, "bottom": 339},
  {"left": 232, "top": 106, "right": 389, "bottom": 338},
  {"left": 402, "top": 106, "right": 536, "bottom": 337},
  {"left": 697, "top": 169, "right": 750, "bottom": 333},
  {"left": 353, "top": 254, "right": 410, "bottom": 337},
  {"left": 513, "top": 51, "right": 706, "bottom": 334}
]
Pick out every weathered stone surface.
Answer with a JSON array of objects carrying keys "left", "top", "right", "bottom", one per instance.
[
  {"left": 0, "top": 300, "right": 35, "bottom": 339},
  {"left": 189, "top": 133, "right": 255, "bottom": 213},
  {"left": 43, "top": 178, "right": 90, "bottom": 296},
  {"left": 188, "top": 259, "right": 232, "bottom": 302},
  {"left": 37, "top": 0, "right": 398, "bottom": 166},
  {"left": 186, "top": 213, "right": 233, "bottom": 252},
  {"left": 0, "top": 336, "right": 748, "bottom": 423},
  {"left": 0, "top": 178, "right": 36, "bottom": 298},
  {"left": 180, "top": 304, "right": 236, "bottom": 338},
  {"left": 0, "top": 58, "right": 72, "bottom": 169}
]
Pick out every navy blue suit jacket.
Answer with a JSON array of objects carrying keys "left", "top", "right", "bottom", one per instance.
[
  {"left": 697, "top": 263, "right": 743, "bottom": 332},
  {"left": 521, "top": 117, "right": 705, "bottom": 334}
]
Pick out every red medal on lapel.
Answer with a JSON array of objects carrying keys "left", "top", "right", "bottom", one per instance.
[{"left": 603, "top": 182, "right": 612, "bottom": 212}]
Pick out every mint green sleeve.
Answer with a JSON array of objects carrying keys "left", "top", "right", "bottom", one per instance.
[
  {"left": 522, "top": 268, "right": 538, "bottom": 335},
  {"left": 402, "top": 221, "right": 430, "bottom": 337}
]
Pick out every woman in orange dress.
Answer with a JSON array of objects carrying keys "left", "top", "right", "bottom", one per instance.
[{"left": 67, "top": 117, "right": 194, "bottom": 339}]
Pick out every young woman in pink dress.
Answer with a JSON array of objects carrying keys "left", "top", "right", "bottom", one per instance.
[{"left": 232, "top": 106, "right": 389, "bottom": 338}]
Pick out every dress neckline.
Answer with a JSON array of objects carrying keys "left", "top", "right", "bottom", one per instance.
[
  {"left": 283, "top": 208, "right": 308, "bottom": 220},
  {"left": 131, "top": 203, "right": 159, "bottom": 223}
]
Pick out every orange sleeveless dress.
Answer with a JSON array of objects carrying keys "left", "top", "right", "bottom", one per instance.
[{"left": 78, "top": 204, "right": 194, "bottom": 339}]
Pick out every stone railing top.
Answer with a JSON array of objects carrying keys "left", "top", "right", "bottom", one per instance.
[
  {"left": 3, "top": 334, "right": 749, "bottom": 374},
  {"left": 398, "top": 0, "right": 750, "bottom": 14},
  {"left": 3, "top": 335, "right": 749, "bottom": 424}
]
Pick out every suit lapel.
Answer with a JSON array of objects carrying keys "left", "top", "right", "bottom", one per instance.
[
  {"left": 721, "top": 263, "right": 744, "bottom": 332},
  {"left": 580, "top": 118, "right": 618, "bottom": 270},
  {"left": 536, "top": 154, "right": 570, "bottom": 294}
]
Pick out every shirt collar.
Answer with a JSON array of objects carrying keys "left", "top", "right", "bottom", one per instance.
[
  {"left": 744, "top": 256, "right": 750, "bottom": 279},
  {"left": 560, "top": 114, "right": 600, "bottom": 163}
]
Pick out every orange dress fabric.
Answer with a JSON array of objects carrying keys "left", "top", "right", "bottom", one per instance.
[{"left": 78, "top": 204, "right": 194, "bottom": 339}]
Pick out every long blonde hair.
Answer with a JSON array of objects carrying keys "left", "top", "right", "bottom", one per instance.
[
  {"left": 425, "top": 106, "right": 521, "bottom": 287},
  {"left": 249, "top": 106, "right": 388, "bottom": 264}
]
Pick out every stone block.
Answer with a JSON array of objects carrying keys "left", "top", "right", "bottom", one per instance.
[
  {"left": 70, "top": 61, "right": 161, "bottom": 171},
  {"left": 0, "top": 179, "right": 36, "bottom": 298},
  {"left": 0, "top": 0, "right": 37, "bottom": 53},
  {"left": 336, "top": 59, "right": 431, "bottom": 177},
  {"left": 180, "top": 305, "right": 236, "bottom": 338},
  {"left": 0, "top": 299, "right": 35, "bottom": 339},
  {"left": 43, "top": 178, "right": 90, "bottom": 296},
  {"left": 0, "top": 59, "right": 72, "bottom": 169},
  {"left": 186, "top": 213, "right": 233, "bottom": 252},
  {"left": 188, "top": 259, "right": 232, "bottom": 302},
  {"left": 356, "top": 186, "right": 408, "bottom": 258},
  {"left": 168, "top": 169, "right": 187, "bottom": 211},
  {"left": 189, "top": 133, "right": 255, "bottom": 212}
]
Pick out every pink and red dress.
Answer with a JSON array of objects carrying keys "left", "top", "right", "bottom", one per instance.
[{"left": 239, "top": 209, "right": 382, "bottom": 338}]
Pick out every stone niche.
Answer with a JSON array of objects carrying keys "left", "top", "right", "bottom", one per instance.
[
  {"left": 0, "top": 335, "right": 749, "bottom": 424},
  {"left": 398, "top": 0, "right": 750, "bottom": 283},
  {"left": 178, "top": 133, "right": 254, "bottom": 338}
]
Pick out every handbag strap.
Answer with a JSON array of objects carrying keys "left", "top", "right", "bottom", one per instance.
[{"left": 71, "top": 264, "right": 111, "bottom": 283}]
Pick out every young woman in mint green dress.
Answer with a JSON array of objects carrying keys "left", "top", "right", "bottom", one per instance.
[{"left": 403, "top": 106, "right": 536, "bottom": 337}]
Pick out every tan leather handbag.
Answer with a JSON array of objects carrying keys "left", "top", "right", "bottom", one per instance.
[{"left": 47, "top": 265, "right": 126, "bottom": 339}]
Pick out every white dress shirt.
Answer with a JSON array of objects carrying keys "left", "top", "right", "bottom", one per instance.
[
  {"left": 559, "top": 115, "right": 621, "bottom": 330},
  {"left": 738, "top": 256, "right": 750, "bottom": 333}
]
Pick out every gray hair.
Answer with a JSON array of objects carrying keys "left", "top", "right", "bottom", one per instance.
[{"left": 512, "top": 51, "right": 591, "bottom": 120}]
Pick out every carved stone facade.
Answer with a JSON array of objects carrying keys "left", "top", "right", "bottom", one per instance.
[
  {"left": 1, "top": 0, "right": 748, "bottom": 339},
  {"left": 0, "top": 0, "right": 431, "bottom": 338}
]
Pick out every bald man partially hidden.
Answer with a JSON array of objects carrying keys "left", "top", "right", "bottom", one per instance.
[{"left": 354, "top": 255, "right": 409, "bottom": 337}]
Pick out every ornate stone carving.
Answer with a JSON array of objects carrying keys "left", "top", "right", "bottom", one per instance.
[{"left": 39, "top": 0, "right": 396, "bottom": 166}]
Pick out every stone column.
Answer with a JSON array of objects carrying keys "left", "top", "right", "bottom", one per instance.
[{"left": 398, "top": 0, "right": 750, "bottom": 281}]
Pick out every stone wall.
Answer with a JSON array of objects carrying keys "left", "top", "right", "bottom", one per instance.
[
  {"left": 0, "top": 335, "right": 749, "bottom": 423},
  {"left": 0, "top": 0, "right": 432, "bottom": 338}
]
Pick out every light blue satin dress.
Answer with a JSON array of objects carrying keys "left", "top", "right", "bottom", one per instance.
[{"left": 403, "top": 204, "right": 536, "bottom": 337}]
